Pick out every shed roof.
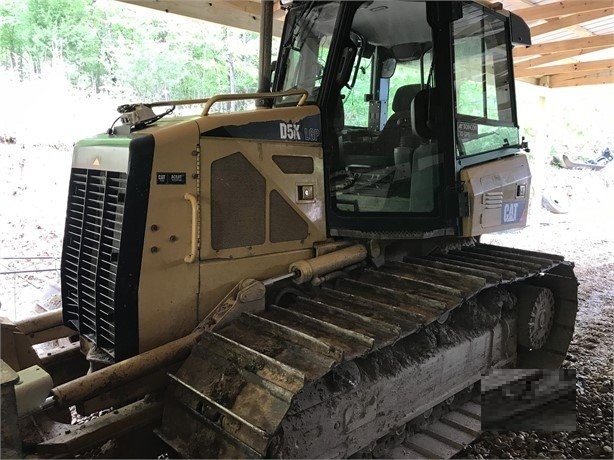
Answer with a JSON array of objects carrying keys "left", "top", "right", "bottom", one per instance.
[
  {"left": 505, "top": 0, "right": 614, "bottom": 87},
  {"left": 119, "top": 0, "right": 614, "bottom": 88}
]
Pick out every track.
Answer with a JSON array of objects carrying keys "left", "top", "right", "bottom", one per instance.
[
  {"left": 156, "top": 243, "right": 577, "bottom": 458},
  {"left": 374, "top": 392, "right": 482, "bottom": 459}
]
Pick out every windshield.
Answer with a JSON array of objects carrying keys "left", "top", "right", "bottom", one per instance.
[
  {"left": 453, "top": 4, "right": 520, "bottom": 156},
  {"left": 278, "top": 2, "right": 340, "bottom": 104},
  {"left": 329, "top": 1, "right": 439, "bottom": 215}
]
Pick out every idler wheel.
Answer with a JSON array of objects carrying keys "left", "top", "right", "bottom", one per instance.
[{"left": 516, "top": 286, "right": 555, "bottom": 350}]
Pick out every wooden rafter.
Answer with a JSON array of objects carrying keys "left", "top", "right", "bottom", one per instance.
[
  {"left": 118, "top": 0, "right": 285, "bottom": 36},
  {"left": 513, "top": 1, "right": 614, "bottom": 23},
  {"left": 515, "top": 50, "right": 577, "bottom": 69},
  {"left": 514, "top": 46, "right": 612, "bottom": 69},
  {"left": 515, "top": 59, "right": 614, "bottom": 77},
  {"left": 116, "top": 0, "right": 613, "bottom": 87},
  {"left": 547, "top": 70, "right": 614, "bottom": 87},
  {"left": 513, "top": 34, "right": 614, "bottom": 57},
  {"left": 530, "top": 7, "right": 613, "bottom": 37},
  {"left": 225, "top": 1, "right": 262, "bottom": 17},
  {"left": 273, "top": 2, "right": 286, "bottom": 20},
  {"left": 551, "top": 68, "right": 609, "bottom": 82}
]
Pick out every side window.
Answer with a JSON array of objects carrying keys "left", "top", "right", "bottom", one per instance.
[
  {"left": 279, "top": 3, "right": 340, "bottom": 104},
  {"left": 341, "top": 55, "right": 371, "bottom": 127},
  {"left": 389, "top": 51, "right": 431, "bottom": 101},
  {"left": 453, "top": 4, "right": 519, "bottom": 156}
]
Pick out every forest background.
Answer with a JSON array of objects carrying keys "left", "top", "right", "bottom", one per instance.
[
  {"left": 0, "top": 0, "right": 264, "bottom": 105},
  {"left": 1, "top": 0, "right": 613, "bottom": 153}
]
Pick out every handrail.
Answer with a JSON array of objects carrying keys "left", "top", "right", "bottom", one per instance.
[
  {"left": 201, "top": 89, "right": 309, "bottom": 116},
  {"left": 184, "top": 193, "right": 198, "bottom": 264},
  {"left": 147, "top": 98, "right": 210, "bottom": 108}
]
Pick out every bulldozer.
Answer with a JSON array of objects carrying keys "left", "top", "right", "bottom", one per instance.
[{"left": 1, "top": 1, "right": 578, "bottom": 458}]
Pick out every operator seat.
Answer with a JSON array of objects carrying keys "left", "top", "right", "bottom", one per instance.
[
  {"left": 408, "top": 87, "right": 441, "bottom": 212},
  {"left": 374, "top": 84, "right": 423, "bottom": 158}
]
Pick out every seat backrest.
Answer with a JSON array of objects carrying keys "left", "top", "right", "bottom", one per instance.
[
  {"left": 391, "top": 84, "right": 423, "bottom": 115},
  {"left": 332, "top": 95, "right": 345, "bottom": 133},
  {"left": 375, "top": 84, "right": 424, "bottom": 157}
]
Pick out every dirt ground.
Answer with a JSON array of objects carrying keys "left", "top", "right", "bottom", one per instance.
[
  {"left": 463, "top": 165, "right": 614, "bottom": 458},
  {"left": 0, "top": 140, "right": 612, "bottom": 458}
]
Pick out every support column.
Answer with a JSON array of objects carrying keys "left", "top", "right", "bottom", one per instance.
[{"left": 256, "top": 0, "right": 274, "bottom": 107}]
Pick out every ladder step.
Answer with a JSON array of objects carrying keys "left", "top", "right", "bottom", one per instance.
[
  {"left": 441, "top": 411, "right": 481, "bottom": 437},
  {"left": 405, "top": 432, "right": 459, "bottom": 459}
]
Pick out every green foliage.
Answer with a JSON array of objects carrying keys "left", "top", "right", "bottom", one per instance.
[{"left": 0, "top": 0, "right": 261, "bottom": 101}]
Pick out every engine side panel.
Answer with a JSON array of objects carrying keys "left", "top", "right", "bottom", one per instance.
[
  {"left": 197, "top": 105, "right": 326, "bottom": 262},
  {"left": 137, "top": 121, "right": 201, "bottom": 354},
  {"left": 461, "top": 154, "right": 531, "bottom": 236}
]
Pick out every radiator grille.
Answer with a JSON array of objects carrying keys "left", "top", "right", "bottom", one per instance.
[{"left": 62, "top": 168, "right": 127, "bottom": 358}]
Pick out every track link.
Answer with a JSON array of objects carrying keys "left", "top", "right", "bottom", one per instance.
[{"left": 156, "top": 243, "right": 577, "bottom": 458}]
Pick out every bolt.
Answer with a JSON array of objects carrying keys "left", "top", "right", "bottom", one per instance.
[
  {"left": 169, "top": 235, "right": 177, "bottom": 242},
  {"left": 150, "top": 246, "right": 159, "bottom": 253},
  {"left": 192, "top": 173, "right": 199, "bottom": 179},
  {"left": 151, "top": 224, "right": 159, "bottom": 231}
]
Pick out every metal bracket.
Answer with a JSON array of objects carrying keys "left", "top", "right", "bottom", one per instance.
[{"left": 199, "top": 279, "right": 266, "bottom": 332}]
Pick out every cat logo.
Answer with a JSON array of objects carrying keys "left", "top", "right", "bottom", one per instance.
[
  {"left": 92, "top": 157, "right": 101, "bottom": 166},
  {"left": 503, "top": 202, "right": 519, "bottom": 223}
]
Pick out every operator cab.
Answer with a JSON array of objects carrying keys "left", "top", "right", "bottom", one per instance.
[{"left": 275, "top": 1, "right": 528, "bottom": 237}]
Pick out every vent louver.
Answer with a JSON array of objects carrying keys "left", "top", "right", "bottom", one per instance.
[{"left": 62, "top": 168, "right": 127, "bottom": 359}]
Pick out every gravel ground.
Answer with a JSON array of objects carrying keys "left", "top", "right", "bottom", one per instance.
[{"left": 458, "top": 166, "right": 614, "bottom": 459}]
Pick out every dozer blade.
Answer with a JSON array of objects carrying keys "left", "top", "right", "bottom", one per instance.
[{"left": 157, "top": 244, "right": 577, "bottom": 458}]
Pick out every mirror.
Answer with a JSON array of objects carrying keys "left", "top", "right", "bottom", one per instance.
[
  {"left": 270, "top": 60, "right": 277, "bottom": 90},
  {"left": 411, "top": 88, "right": 438, "bottom": 139},
  {"left": 336, "top": 46, "right": 357, "bottom": 86},
  {"left": 381, "top": 58, "right": 396, "bottom": 79}
]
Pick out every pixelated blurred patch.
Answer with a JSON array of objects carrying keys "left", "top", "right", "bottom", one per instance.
[{"left": 480, "top": 368, "right": 576, "bottom": 431}]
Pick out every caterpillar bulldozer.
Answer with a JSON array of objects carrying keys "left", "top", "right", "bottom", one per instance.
[{"left": 1, "top": 1, "right": 578, "bottom": 458}]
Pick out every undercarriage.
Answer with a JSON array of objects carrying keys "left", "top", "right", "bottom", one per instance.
[{"left": 158, "top": 243, "right": 577, "bottom": 458}]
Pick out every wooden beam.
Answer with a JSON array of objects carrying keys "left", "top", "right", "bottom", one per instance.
[
  {"left": 514, "top": 46, "right": 611, "bottom": 69},
  {"left": 516, "top": 76, "right": 541, "bottom": 86},
  {"left": 119, "top": 1, "right": 285, "bottom": 36},
  {"left": 549, "top": 70, "right": 614, "bottom": 87},
  {"left": 514, "top": 1, "right": 613, "bottom": 23},
  {"left": 273, "top": 2, "right": 287, "bottom": 20},
  {"left": 513, "top": 34, "right": 614, "bottom": 57},
  {"left": 531, "top": 8, "right": 614, "bottom": 37},
  {"left": 515, "top": 50, "right": 578, "bottom": 69},
  {"left": 225, "top": 1, "right": 262, "bottom": 17},
  {"left": 515, "top": 59, "right": 614, "bottom": 77},
  {"left": 552, "top": 69, "right": 609, "bottom": 82}
]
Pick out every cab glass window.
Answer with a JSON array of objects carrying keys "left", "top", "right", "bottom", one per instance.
[
  {"left": 278, "top": 2, "right": 340, "bottom": 104},
  {"left": 330, "top": 1, "right": 440, "bottom": 215},
  {"left": 453, "top": 4, "right": 519, "bottom": 156}
]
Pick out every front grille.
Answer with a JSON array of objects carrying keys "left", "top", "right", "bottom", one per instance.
[{"left": 62, "top": 168, "right": 127, "bottom": 358}]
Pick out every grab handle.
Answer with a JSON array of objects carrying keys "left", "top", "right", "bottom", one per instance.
[
  {"left": 201, "top": 89, "right": 308, "bottom": 116},
  {"left": 184, "top": 193, "right": 198, "bottom": 264}
]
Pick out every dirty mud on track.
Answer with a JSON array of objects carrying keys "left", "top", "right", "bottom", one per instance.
[{"left": 157, "top": 244, "right": 576, "bottom": 458}]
